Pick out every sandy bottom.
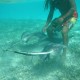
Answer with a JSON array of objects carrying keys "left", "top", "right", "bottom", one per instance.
[{"left": 0, "top": 19, "right": 80, "bottom": 80}]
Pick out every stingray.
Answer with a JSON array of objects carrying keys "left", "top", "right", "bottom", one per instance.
[
  {"left": 4, "top": 31, "right": 63, "bottom": 60},
  {"left": 4, "top": 42, "right": 63, "bottom": 62},
  {"left": 21, "top": 31, "right": 63, "bottom": 44},
  {"left": 21, "top": 31, "right": 47, "bottom": 44}
]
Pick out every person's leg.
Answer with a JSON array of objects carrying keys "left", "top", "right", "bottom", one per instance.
[
  {"left": 47, "top": 25, "right": 54, "bottom": 41},
  {"left": 61, "top": 23, "right": 75, "bottom": 63},
  {"left": 61, "top": 18, "right": 76, "bottom": 54},
  {"left": 46, "top": 19, "right": 56, "bottom": 41},
  {"left": 61, "top": 25, "right": 69, "bottom": 54}
]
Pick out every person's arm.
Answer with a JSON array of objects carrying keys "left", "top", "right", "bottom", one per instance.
[
  {"left": 62, "top": 0, "right": 77, "bottom": 20},
  {"left": 45, "top": 2, "right": 55, "bottom": 27}
]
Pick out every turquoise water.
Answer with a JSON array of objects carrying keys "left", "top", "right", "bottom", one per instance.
[{"left": 0, "top": 0, "right": 80, "bottom": 80}]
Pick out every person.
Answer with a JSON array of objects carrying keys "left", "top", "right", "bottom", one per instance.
[{"left": 43, "top": 0, "right": 78, "bottom": 58}]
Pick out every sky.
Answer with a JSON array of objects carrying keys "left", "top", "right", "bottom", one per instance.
[{"left": 0, "top": 0, "right": 80, "bottom": 19}]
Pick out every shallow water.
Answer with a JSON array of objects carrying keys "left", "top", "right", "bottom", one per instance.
[{"left": 0, "top": 19, "right": 80, "bottom": 80}]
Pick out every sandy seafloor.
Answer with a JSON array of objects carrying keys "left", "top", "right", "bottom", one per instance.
[{"left": 0, "top": 19, "right": 80, "bottom": 80}]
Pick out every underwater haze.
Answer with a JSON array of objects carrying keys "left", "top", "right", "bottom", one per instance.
[{"left": 0, "top": 0, "right": 80, "bottom": 80}]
